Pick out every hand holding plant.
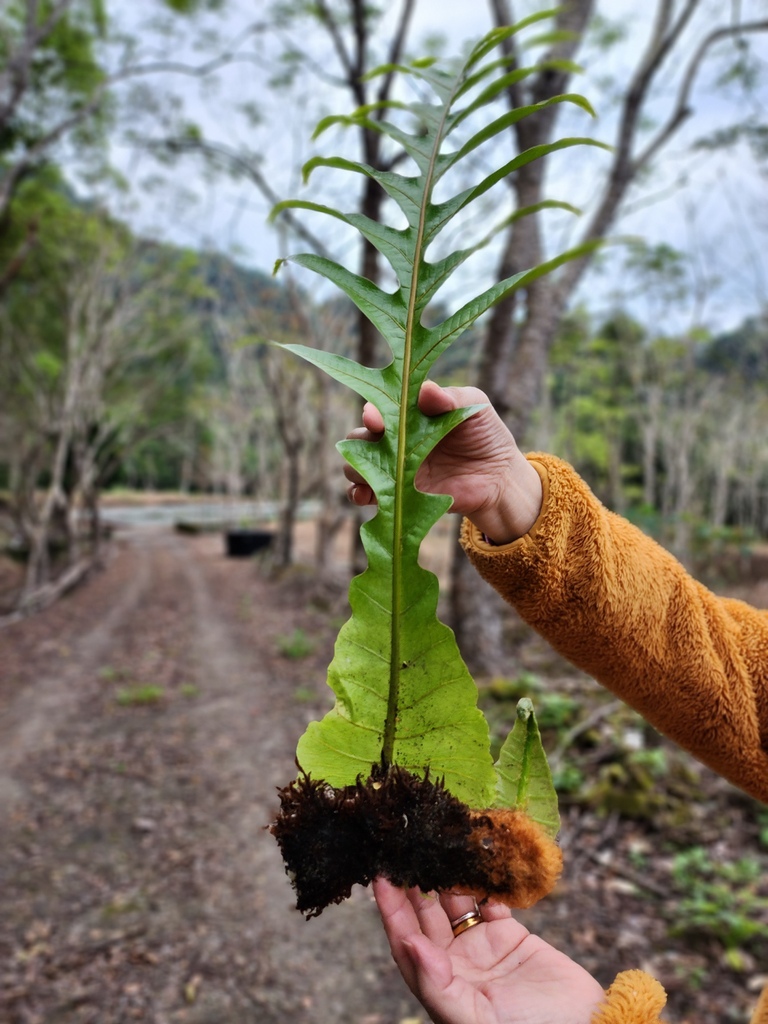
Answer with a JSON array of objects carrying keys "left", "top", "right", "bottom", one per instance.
[
  {"left": 269, "top": 16, "right": 605, "bottom": 917},
  {"left": 345, "top": 380, "right": 543, "bottom": 544}
]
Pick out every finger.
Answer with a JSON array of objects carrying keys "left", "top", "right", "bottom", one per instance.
[
  {"left": 362, "top": 402, "right": 385, "bottom": 434},
  {"left": 345, "top": 426, "right": 381, "bottom": 443},
  {"left": 372, "top": 878, "right": 422, "bottom": 993},
  {"left": 439, "top": 891, "right": 480, "bottom": 931},
  {"left": 406, "top": 888, "right": 458, "bottom": 948},
  {"left": 403, "top": 934, "right": 454, "bottom": 994},
  {"left": 480, "top": 900, "right": 514, "bottom": 923},
  {"left": 347, "top": 482, "right": 375, "bottom": 506}
]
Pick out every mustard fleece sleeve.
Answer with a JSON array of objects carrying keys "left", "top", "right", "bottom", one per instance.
[
  {"left": 590, "top": 966, "right": 768, "bottom": 1023},
  {"left": 752, "top": 984, "right": 768, "bottom": 1024},
  {"left": 460, "top": 453, "right": 768, "bottom": 805},
  {"left": 591, "top": 970, "right": 666, "bottom": 1023}
]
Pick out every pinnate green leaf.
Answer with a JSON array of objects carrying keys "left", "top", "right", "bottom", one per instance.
[{"left": 274, "top": 18, "right": 601, "bottom": 817}]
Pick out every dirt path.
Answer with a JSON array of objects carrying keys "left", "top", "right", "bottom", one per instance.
[{"left": 0, "top": 528, "right": 421, "bottom": 1024}]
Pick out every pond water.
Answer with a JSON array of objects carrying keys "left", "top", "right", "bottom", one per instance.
[{"left": 100, "top": 500, "right": 319, "bottom": 529}]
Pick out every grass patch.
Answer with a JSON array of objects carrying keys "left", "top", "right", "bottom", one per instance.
[
  {"left": 294, "top": 686, "right": 316, "bottom": 703},
  {"left": 277, "top": 628, "right": 314, "bottom": 659},
  {"left": 116, "top": 684, "right": 165, "bottom": 707},
  {"left": 98, "top": 665, "right": 127, "bottom": 682}
]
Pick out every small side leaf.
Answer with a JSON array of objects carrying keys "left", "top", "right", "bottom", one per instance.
[
  {"left": 494, "top": 698, "right": 560, "bottom": 838},
  {"left": 277, "top": 343, "right": 396, "bottom": 408}
]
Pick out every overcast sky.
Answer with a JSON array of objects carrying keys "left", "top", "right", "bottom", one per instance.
[{"left": 105, "top": 0, "right": 768, "bottom": 333}]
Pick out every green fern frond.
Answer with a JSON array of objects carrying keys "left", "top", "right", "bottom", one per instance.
[{"left": 272, "top": 19, "right": 602, "bottom": 822}]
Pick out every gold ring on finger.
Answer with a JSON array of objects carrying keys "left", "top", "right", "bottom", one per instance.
[{"left": 450, "top": 909, "right": 483, "bottom": 937}]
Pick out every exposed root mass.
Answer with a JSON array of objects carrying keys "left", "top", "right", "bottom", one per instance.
[{"left": 270, "top": 763, "right": 562, "bottom": 917}]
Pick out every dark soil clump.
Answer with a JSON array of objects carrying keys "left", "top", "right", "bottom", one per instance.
[{"left": 271, "top": 762, "right": 562, "bottom": 917}]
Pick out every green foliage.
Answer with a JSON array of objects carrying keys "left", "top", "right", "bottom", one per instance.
[
  {"left": 162, "top": 0, "right": 225, "bottom": 12},
  {"left": 293, "top": 686, "right": 317, "bottom": 703},
  {"left": 698, "top": 313, "right": 768, "bottom": 387},
  {"left": 0, "top": 176, "right": 211, "bottom": 500},
  {"left": 586, "top": 12, "right": 627, "bottom": 50},
  {"left": 584, "top": 746, "right": 687, "bottom": 822},
  {"left": 98, "top": 665, "right": 124, "bottom": 682},
  {"left": 495, "top": 698, "right": 560, "bottom": 835},
  {"left": 759, "top": 810, "right": 768, "bottom": 849},
  {"left": 534, "top": 692, "right": 580, "bottom": 731},
  {"left": 0, "top": 0, "right": 109, "bottom": 169},
  {"left": 116, "top": 684, "right": 166, "bottom": 706},
  {"left": 539, "top": 301, "right": 768, "bottom": 539},
  {"left": 669, "top": 847, "right": 768, "bottom": 955},
  {"left": 277, "top": 628, "right": 315, "bottom": 659},
  {"left": 274, "top": 19, "right": 603, "bottom": 818},
  {"left": 484, "top": 672, "right": 541, "bottom": 703},
  {"left": 547, "top": 310, "right": 645, "bottom": 503}
]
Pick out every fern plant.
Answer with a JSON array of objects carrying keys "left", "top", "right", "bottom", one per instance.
[{"left": 269, "top": 15, "right": 606, "bottom": 917}]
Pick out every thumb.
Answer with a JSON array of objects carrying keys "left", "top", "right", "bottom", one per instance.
[{"left": 418, "top": 380, "right": 489, "bottom": 418}]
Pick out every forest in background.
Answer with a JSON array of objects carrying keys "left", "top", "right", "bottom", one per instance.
[
  {"left": 3, "top": 180, "right": 767, "bottom": 609},
  {"left": 1, "top": 0, "right": 768, "bottom": 628}
]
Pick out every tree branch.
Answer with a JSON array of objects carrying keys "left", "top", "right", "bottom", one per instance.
[
  {"left": 314, "top": 0, "right": 357, "bottom": 97},
  {"left": 612, "top": 0, "right": 699, "bottom": 174},
  {"left": 0, "top": 47, "right": 277, "bottom": 222},
  {"left": 488, "top": 0, "right": 523, "bottom": 109},
  {"left": 0, "top": 0, "right": 74, "bottom": 130},
  {"left": 149, "top": 137, "right": 334, "bottom": 260},
  {"left": 375, "top": 0, "right": 416, "bottom": 110},
  {"left": 558, "top": 2, "right": 768, "bottom": 303},
  {"left": 633, "top": 19, "right": 768, "bottom": 175}
]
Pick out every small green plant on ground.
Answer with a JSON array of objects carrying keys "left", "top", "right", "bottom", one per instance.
[
  {"left": 668, "top": 846, "right": 768, "bottom": 966},
  {"left": 293, "top": 685, "right": 317, "bottom": 703},
  {"left": 757, "top": 809, "right": 768, "bottom": 848},
  {"left": 277, "top": 628, "right": 315, "bottom": 659},
  {"left": 98, "top": 665, "right": 127, "bottom": 682},
  {"left": 115, "top": 684, "right": 165, "bottom": 707}
]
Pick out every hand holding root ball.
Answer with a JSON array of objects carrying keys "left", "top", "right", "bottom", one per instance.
[
  {"left": 373, "top": 878, "right": 605, "bottom": 1024},
  {"left": 344, "top": 380, "right": 543, "bottom": 545}
]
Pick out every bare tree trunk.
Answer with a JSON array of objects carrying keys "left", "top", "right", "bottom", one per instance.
[
  {"left": 711, "top": 408, "right": 741, "bottom": 528},
  {"left": 608, "top": 437, "right": 626, "bottom": 515},
  {"left": 641, "top": 385, "right": 662, "bottom": 508},
  {"left": 22, "top": 389, "right": 76, "bottom": 600},
  {"left": 450, "top": 0, "right": 594, "bottom": 675},
  {"left": 277, "top": 442, "right": 301, "bottom": 568}
]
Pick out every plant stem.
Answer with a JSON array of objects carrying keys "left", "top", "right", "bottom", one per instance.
[{"left": 381, "top": 77, "right": 458, "bottom": 767}]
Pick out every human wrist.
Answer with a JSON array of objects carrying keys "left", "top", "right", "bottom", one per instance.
[{"left": 470, "top": 454, "right": 543, "bottom": 545}]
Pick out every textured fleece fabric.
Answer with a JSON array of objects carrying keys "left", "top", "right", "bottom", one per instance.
[{"left": 459, "top": 453, "right": 768, "bottom": 1024}]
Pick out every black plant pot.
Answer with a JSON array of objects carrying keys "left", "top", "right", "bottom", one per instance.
[{"left": 225, "top": 529, "right": 274, "bottom": 558}]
